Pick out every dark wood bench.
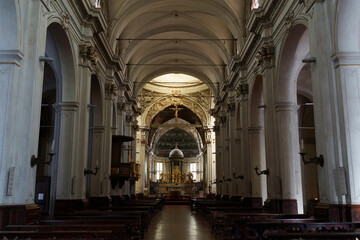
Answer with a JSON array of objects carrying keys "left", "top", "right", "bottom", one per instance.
[
  {"left": 0, "top": 229, "right": 112, "bottom": 239},
  {"left": 265, "top": 232, "right": 360, "bottom": 239}
]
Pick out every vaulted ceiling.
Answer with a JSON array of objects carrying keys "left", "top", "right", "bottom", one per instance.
[{"left": 107, "top": 0, "right": 248, "bottom": 95}]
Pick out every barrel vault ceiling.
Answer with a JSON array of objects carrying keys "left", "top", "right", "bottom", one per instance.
[{"left": 106, "top": 0, "right": 247, "bottom": 96}]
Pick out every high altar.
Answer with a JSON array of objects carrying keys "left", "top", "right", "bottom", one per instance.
[{"left": 158, "top": 146, "right": 195, "bottom": 196}]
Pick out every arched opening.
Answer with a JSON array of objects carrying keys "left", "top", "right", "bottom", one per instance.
[
  {"left": 34, "top": 62, "right": 59, "bottom": 217},
  {"left": 34, "top": 22, "right": 76, "bottom": 216},
  {"left": 297, "top": 63, "right": 319, "bottom": 214},
  {"left": 87, "top": 75, "right": 104, "bottom": 197},
  {"left": 275, "top": 24, "right": 311, "bottom": 213},
  {"left": 249, "top": 75, "right": 267, "bottom": 203}
]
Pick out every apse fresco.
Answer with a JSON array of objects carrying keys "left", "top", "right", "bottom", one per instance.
[{"left": 155, "top": 128, "right": 200, "bottom": 158}]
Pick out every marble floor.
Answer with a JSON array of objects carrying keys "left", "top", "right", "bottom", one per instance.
[{"left": 145, "top": 205, "right": 216, "bottom": 240}]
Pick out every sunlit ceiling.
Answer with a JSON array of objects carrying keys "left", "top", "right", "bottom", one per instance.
[
  {"left": 150, "top": 74, "right": 202, "bottom": 88},
  {"left": 143, "top": 73, "right": 209, "bottom": 93}
]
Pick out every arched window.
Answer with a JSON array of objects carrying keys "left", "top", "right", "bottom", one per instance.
[
  {"left": 95, "top": 0, "right": 101, "bottom": 8},
  {"left": 251, "top": 0, "right": 259, "bottom": 11}
]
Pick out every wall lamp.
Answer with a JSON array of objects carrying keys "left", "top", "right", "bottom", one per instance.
[
  {"left": 302, "top": 57, "right": 316, "bottom": 63},
  {"left": 84, "top": 166, "right": 99, "bottom": 176},
  {"left": 299, "top": 153, "right": 324, "bottom": 167},
  {"left": 212, "top": 179, "right": 223, "bottom": 184},
  {"left": 39, "top": 56, "right": 54, "bottom": 63},
  {"left": 232, "top": 170, "right": 244, "bottom": 180},
  {"left": 254, "top": 166, "right": 269, "bottom": 176},
  {"left": 223, "top": 175, "right": 231, "bottom": 182},
  {"left": 31, "top": 152, "right": 55, "bottom": 167}
]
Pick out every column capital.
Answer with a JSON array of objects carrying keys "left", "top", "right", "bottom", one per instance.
[
  {"left": 0, "top": 50, "right": 24, "bottom": 66},
  {"left": 275, "top": 102, "right": 297, "bottom": 112},
  {"left": 53, "top": 102, "right": 79, "bottom": 112},
  {"left": 248, "top": 126, "right": 263, "bottom": 134},
  {"left": 332, "top": 52, "right": 360, "bottom": 68}
]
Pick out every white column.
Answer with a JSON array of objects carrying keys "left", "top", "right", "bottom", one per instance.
[
  {"left": 0, "top": 0, "right": 47, "bottom": 205},
  {"left": 240, "top": 93, "right": 252, "bottom": 197},
  {"left": 262, "top": 68, "right": 282, "bottom": 200},
  {"left": 248, "top": 126, "right": 267, "bottom": 202},
  {"left": 54, "top": 102, "right": 79, "bottom": 199},
  {"left": 214, "top": 121, "right": 222, "bottom": 194},
  {"left": 227, "top": 104, "right": 237, "bottom": 196},
  {"left": 275, "top": 102, "right": 303, "bottom": 213},
  {"left": 74, "top": 66, "right": 91, "bottom": 200},
  {"left": 89, "top": 126, "right": 105, "bottom": 196},
  {"left": 333, "top": 53, "right": 360, "bottom": 205},
  {"left": 308, "top": 1, "right": 340, "bottom": 206}
]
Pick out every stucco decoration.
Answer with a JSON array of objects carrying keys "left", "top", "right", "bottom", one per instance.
[{"left": 142, "top": 90, "right": 210, "bottom": 125}]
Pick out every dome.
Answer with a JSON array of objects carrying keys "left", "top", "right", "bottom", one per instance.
[{"left": 169, "top": 147, "right": 184, "bottom": 159}]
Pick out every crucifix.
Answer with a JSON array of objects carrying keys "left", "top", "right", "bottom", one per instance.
[{"left": 170, "top": 104, "right": 183, "bottom": 122}]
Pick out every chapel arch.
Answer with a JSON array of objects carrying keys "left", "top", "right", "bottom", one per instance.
[
  {"left": 297, "top": 63, "right": 319, "bottom": 214},
  {"left": 47, "top": 23, "right": 77, "bottom": 102},
  {"left": 87, "top": 74, "right": 105, "bottom": 197},
  {"left": 35, "top": 22, "right": 79, "bottom": 214},
  {"left": 274, "top": 24, "right": 311, "bottom": 213}
]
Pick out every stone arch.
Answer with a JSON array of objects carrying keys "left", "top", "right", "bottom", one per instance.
[
  {"left": 0, "top": 0, "right": 20, "bottom": 51},
  {"left": 47, "top": 23, "right": 77, "bottom": 102},
  {"left": 144, "top": 97, "right": 208, "bottom": 125},
  {"left": 276, "top": 24, "right": 309, "bottom": 103},
  {"left": 273, "top": 24, "right": 310, "bottom": 213}
]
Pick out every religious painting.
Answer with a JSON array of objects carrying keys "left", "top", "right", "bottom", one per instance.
[{"left": 154, "top": 128, "right": 200, "bottom": 158}]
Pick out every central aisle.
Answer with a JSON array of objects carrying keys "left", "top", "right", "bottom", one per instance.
[{"left": 145, "top": 205, "right": 215, "bottom": 240}]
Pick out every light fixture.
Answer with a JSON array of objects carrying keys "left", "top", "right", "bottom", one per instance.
[
  {"left": 232, "top": 170, "right": 244, "bottom": 180},
  {"left": 84, "top": 166, "right": 99, "bottom": 176},
  {"left": 299, "top": 153, "right": 324, "bottom": 167},
  {"left": 302, "top": 57, "right": 316, "bottom": 63},
  {"left": 31, "top": 152, "right": 55, "bottom": 167},
  {"left": 223, "top": 175, "right": 231, "bottom": 182},
  {"left": 254, "top": 166, "right": 269, "bottom": 176},
  {"left": 39, "top": 56, "right": 54, "bottom": 63}
]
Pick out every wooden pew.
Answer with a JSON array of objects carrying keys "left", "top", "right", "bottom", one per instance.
[
  {"left": 40, "top": 219, "right": 141, "bottom": 239},
  {"left": 224, "top": 221, "right": 360, "bottom": 240},
  {"left": 0, "top": 229, "right": 112, "bottom": 239},
  {"left": 66, "top": 210, "right": 150, "bottom": 230},
  {"left": 265, "top": 232, "right": 360, "bottom": 239}
]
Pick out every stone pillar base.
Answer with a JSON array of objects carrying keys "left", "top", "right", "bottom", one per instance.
[
  {"left": 268, "top": 199, "right": 297, "bottom": 214},
  {"left": 242, "top": 197, "right": 263, "bottom": 208},
  {"left": 0, "top": 204, "right": 40, "bottom": 230}
]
